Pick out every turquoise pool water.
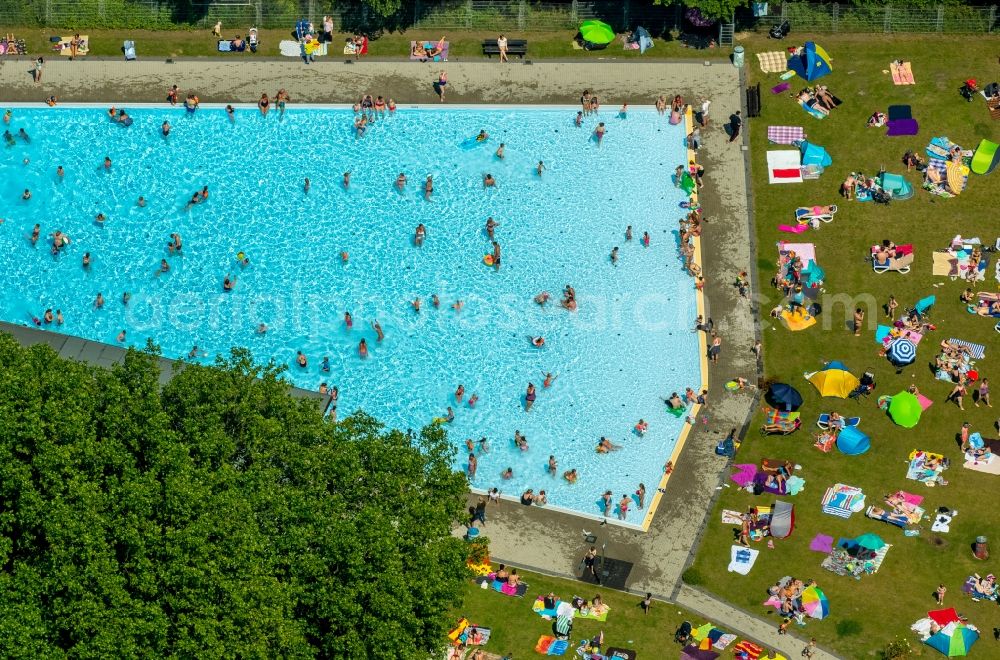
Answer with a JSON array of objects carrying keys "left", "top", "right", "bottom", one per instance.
[{"left": 0, "top": 104, "right": 699, "bottom": 524}]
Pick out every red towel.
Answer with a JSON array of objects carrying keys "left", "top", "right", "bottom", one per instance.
[
  {"left": 773, "top": 168, "right": 801, "bottom": 178},
  {"left": 928, "top": 607, "right": 960, "bottom": 626},
  {"left": 733, "top": 640, "right": 763, "bottom": 659}
]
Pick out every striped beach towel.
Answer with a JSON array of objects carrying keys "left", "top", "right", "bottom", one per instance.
[
  {"left": 757, "top": 50, "right": 787, "bottom": 73},
  {"left": 948, "top": 338, "right": 986, "bottom": 360},
  {"left": 733, "top": 640, "right": 763, "bottom": 659}
]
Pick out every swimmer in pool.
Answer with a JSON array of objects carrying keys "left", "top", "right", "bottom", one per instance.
[
  {"left": 534, "top": 292, "right": 550, "bottom": 306},
  {"left": 594, "top": 122, "right": 606, "bottom": 144},
  {"left": 223, "top": 274, "right": 235, "bottom": 291},
  {"left": 414, "top": 223, "right": 426, "bottom": 246},
  {"left": 95, "top": 213, "right": 105, "bottom": 224},
  {"left": 537, "top": 161, "right": 545, "bottom": 177},
  {"left": 321, "top": 356, "right": 330, "bottom": 372},
  {"left": 158, "top": 259, "right": 170, "bottom": 274},
  {"left": 43, "top": 309, "right": 53, "bottom": 324},
  {"left": 432, "top": 294, "right": 440, "bottom": 308},
  {"left": 531, "top": 336, "right": 545, "bottom": 348},
  {"left": 18, "top": 128, "right": 29, "bottom": 143},
  {"left": 82, "top": 252, "right": 91, "bottom": 268},
  {"left": 122, "top": 292, "right": 130, "bottom": 305},
  {"left": 412, "top": 297, "right": 422, "bottom": 313},
  {"left": 486, "top": 217, "right": 498, "bottom": 239},
  {"left": 495, "top": 143, "right": 505, "bottom": 159},
  {"left": 162, "top": 121, "right": 170, "bottom": 137},
  {"left": 344, "top": 311, "right": 353, "bottom": 329},
  {"left": 117, "top": 330, "right": 127, "bottom": 343},
  {"left": 22, "top": 189, "right": 31, "bottom": 200},
  {"left": 4, "top": 130, "right": 16, "bottom": 146},
  {"left": 340, "top": 252, "right": 348, "bottom": 263},
  {"left": 642, "top": 231, "right": 650, "bottom": 247},
  {"left": 597, "top": 437, "right": 621, "bottom": 453},
  {"left": 226, "top": 105, "right": 235, "bottom": 122},
  {"left": 610, "top": 246, "right": 618, "bottom": 265},
  {"left": 257, "top": 323, "right": 268, "bottom": 334},
  {"left": 468, "top": 393, "right": 478, "bottom": 408},
  {"left": 564, "top": 469, "right": 577, "bottom": 483},
  {"left": 358, "top": 338, "right": 368, "bottom": 359},
  {"left": 103, "top": 156, "right": 112, "bottom": 170},
  {"left": 491, "top": 241, "right": 501, "bottom": 269},
  {"left": 30, "top": 224, "right": 40, "bottom": 245},
  {"left": 425, "top": 175, "right": 433, "bottom": 200},
  {"left": 542, "top": 372, "right": 556, "bottom": 388},
  {"left": 303, "top": 177, "right": 310, "bottom": 193},
  {"left": 296, "top": 351, "right": 307, "bottom": 367},
  {"left": 343, "top": 171, "right": 351, "bottom": 189},
  {"left": 200, "top": 186, "right": 209, "bottom": 201},
  {"left": 625, "top": 225, "right": 633, "bottom": 241},
  {"left": 56, "top": 165, "right": 64, "bottom": 178},
  {"left": 371, "top": 320, "right": 384, "bottom": 341},
  {"left": 452, "top": 300, "right": 464, "bottom": 312},
  {"left": 168, "top": 233, "right": 182, "bottom": 253},
  {"left": 185, "top": 192, "right": 200, "bottom": 210},
  {"left": 455, "top": 384, "right": 465, "bottom": 402},
  {"left": 476, "top": 130, "right": 489, "bottom": 142},
  {"left": 137, "top": 196, "right": 146, "bottom": 207},
  {"left": 396, "top": 173, "right": 407, "bottom": 191},
  {"left": 95, "top": 292, "right": 105, "bottom": 309},
  {"left": 575, "top": 111, "right": 583, "bottom": 127},
  {"left": 56, "top": 310, "right": 63, "bottom": 324},
  {"left": 483, "top": 173, "right": 496, "bottom": 188}
]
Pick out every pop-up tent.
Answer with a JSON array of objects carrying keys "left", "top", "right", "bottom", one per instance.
[
  {"left": 788, "top": 42, "right": 832, "bottom": 81},
  {"left": 771, "top": 500, "right": 795, "bottom": 538},
  {"left": 627, "top": 26, "right": 654, "bottom": 54},
  {"left": 800, "top": 141, "right": 833, "bottom": 168},
  {"left": 836, "top": 426, "right": 871, "bottom": 456},
  {"left": 879, "top": 172, "right": 915, "bottom": 200}
]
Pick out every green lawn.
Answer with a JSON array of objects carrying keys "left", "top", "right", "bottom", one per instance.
[
  {"left": 451, "top": 567, "right": 724, "bottom": 658},
  {"left": 686, "top": 34, "right": 1000, "bottom": 658},
  {"left": 8, "top": 27, "right": 731, "bottom": 60}
]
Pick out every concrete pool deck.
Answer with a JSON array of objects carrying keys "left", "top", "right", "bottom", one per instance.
[{"left": 0, "top": 59, "right": 836, "bottom": 658}]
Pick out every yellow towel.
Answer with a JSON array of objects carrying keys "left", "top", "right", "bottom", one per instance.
[{"left": 781, "top": 309, "right": 817, "bottom": 331}]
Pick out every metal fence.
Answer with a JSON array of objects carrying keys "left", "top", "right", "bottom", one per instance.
[
  {"left": 0, "top": 0, "right": 995, "bottom": 34},
  {"left": 746, "top": 2, "right": 997, "bottom": 34}
]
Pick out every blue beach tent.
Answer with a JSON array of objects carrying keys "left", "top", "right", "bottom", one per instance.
[
  {"left": 836, "top": 426, "right": 871, "bottom": 456},
  {"left": 800, "top": 141, "right": 832, "bottom": 168},
  {"left": 788, "top": 42, "right": 832, "bottom": 81}
]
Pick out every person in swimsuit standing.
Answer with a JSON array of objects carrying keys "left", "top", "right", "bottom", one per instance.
[
  {"left": 524, "top": 382, "right": 537, "bottom": 411},
  {"left": 436, "top": 71, "right": 448, "bottom": 102}
]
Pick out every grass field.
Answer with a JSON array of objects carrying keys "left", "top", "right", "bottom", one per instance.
[
  {"left": 685, "top": 34, "right": 1000, "bottom": 658},
  {"left": 6, "top": 27, "right": 732, "bottom": 60},
  {"left": 450, "top": 566, "right": 734, "bottom": 658}
]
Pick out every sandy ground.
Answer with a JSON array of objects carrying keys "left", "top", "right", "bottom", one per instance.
[{"left": 0, "top": 59, "right": 837, "bottom": 657}]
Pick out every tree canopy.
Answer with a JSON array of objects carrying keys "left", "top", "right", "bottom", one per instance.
[{"left": 0, "top": 335, "right": 469, "bottom": 658}]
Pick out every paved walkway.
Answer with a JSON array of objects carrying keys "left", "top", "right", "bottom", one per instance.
[{"left": 0, "top": 59, "right": 837, "bottom": 658}]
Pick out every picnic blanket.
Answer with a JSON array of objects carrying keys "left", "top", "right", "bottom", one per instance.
[
  {"left": 576, "top": 604, "right": 610, "bottom": 621},
  {"left": 906, "top": 450, "right": 947, "bottom": 483},
  {"left": 757, "top": 51, "right": 788, "bottom": 73},
  {"left": 821, "top": 542, "right": 891, "bottom": 577},
  {"left": 535, "top": 635, "right": 568, "bottom": 656},
  {"left": 947, "top": 337, "right": 986, "bottom": 360},
  {"left": 474, "top": 575, "right": 528, "bottom": 597},
  {"left": 964, "top": 439, "right": 1000, "bottom": 475},
  {"left": 411, "top": 40, "right": 449, "bottom": 61},
  {"left": 891, "top": 61, "right": 915, "bottom": 85},
  {"left": 932, "top": 246, "right": 990, "bottom": 280},
  {"left": 767, "top": 150, "right": 803, "bottom": 183},
  {"left": 821, "top": 484, "right": 865, "bottom": 518},
  {"left": 728, "top": 545, "right": 759, "bottom": 575},
  {"left": 767, "top": 125, "right": 805, "bottom": 145},
  {"left": 53, "top": 35, "right": 89, "bottom": 56},
  {"left": 279, "top": 40, "right": 302, "bottom": 56},
  {"left": 722, "top": 509, "right": 744, "bottom": 525},
  {"left": 532, "top": 597, "right": 561, "bottom": 618}
]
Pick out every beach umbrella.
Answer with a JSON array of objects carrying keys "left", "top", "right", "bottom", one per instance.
[
  {"left": 926, "top": 624, "right": 979, "bottom": 657},
  {"left": 887, "top": 338, "right": 917, "bottom": 366},
  {"left": 800, "top": 585, "right": 829, "bottom": 619},
  {"left": 855, "top": 532, "right": 885, "bottom": 551},
  {"left": 579, "top": 20, "right": 615, "bottom": 45},
  {"left": 888, "top": 391, "right": 922, "bottom": 428},
  {"left": 767, "top": 383, "right": 803, "bottom": 411},
  {"left": 806, "top": 362, "right": 860, "bottom": 398}
]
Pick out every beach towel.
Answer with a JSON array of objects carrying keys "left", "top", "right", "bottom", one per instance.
[
  {"left": 54, "top": 35, "right": 89, "bottom": 56},
  {"left": 767, "top": 125, "right": 805, "bottom": 144},
  {"left": 928, "top": 608, "right": 961, "bottom": 626},
  {"left": 577, "top": 605, "right": 610, "bottom": 621},
  {"left": 948, "top": 337, "right": 985, "bottom": 360},
  {"left": 713, "top": 633, "right": 737, "bottom": 650},
  {"left": 730, "top": 464, "right": 757, "bottom": 488},
  {"left": 887, "top": 118, "right": 919, "bottom": 136},
  {"left": 891, "top": 61, "right": 915, "bottom": 85},
  {"left": 535, "top": 635, "right": 568, "bottom": 655},
  {"left": 757, "top": 51, "right": 788, "bottom": 73},
  {"left": 532, "top": 597, "right": 561, "bottom": 618},
  {"left": 411, "top": 40, "right": 449, "bottom": 62},
  {"left": 475, "top": 575, "right": 528, "bottom": 597},
  {"left": 722, "top": 509, "right": 744, "bottom": 525},
  {"left": 810, "top": 533, "right": 835, "bottom": 553},
  {"left": 458, "top": 626, "right": 492, "bottom": 646},
  {"left": 771, "top": 81, "right": 791, "bottom": 94},
  {"left": 906, "top": 450, "right": 946, "bottom": 483},
  {"left": 279, "top": 40, "right": 302, "bottom": 56},
  {"left": 799, "top": 100, "right": 827, "bottom": 120},
  {"left": 778, "top": 223, "right": 809, "bottom": 234},
  {"left": 767, "top": 150, "right": 803, "bottom": 183},
  {"left": 728, "top": 545, "right": 759, "bottom": 575},
  {"left": 821, "top": 484, "right": 865, "bottom": 518},
  {"left": 781, "top": 308, "right": 817, "bottom": 331},
  {"left": 733, "top": 640, "right": 764, "bottom": 659}
]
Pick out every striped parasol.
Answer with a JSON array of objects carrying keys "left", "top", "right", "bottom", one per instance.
[{"left": 887, "top": 338, "right": 917, "bottom": 366}]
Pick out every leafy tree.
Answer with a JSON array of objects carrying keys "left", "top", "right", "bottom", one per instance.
[
  {"left": 660, "top": 0, "right": 749, "bottom": 21},
  {"left": 0, "top": 335, "right": 469, "bottom": 658}
]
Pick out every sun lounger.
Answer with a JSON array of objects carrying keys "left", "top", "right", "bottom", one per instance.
[
  {"left": 890, "top": 61, "right": 915, "bottom": 85},
  {"left": 872, "top": 251, "right": 914, "bottom": 274},
  {"left": 794, "top": 205, "right": 837, "bottom": 223},
  {"left": 816, "top": 414, "right": 860, "bottom": 429},
  {"left": 814, "top": 430, "right": 837, "bottom": 452}
]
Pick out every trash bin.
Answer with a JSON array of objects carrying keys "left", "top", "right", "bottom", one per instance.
[
  {"left": 733, "top": 45, "right": 745, "bottom": 68},
  {"left": 974, "top": 535, "right": 989, "bottom": 560}
]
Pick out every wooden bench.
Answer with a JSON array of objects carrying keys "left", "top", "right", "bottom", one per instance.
[{"left": 482, "top": 39, "right": 527, "bottom": 59}]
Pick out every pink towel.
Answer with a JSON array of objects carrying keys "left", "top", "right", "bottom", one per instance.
[
  {"left": 809, "top": 533, "right": 834, "bottom": 553},
  {"left": 917, "top": 394, "right": 933, "bottom": 411},
  {"left": 771, "top": 82, "right": 791, "bottom": 94},
  {"left": 899, "top": 491, "right": 924, "bottom": 506},
  {"left": 730, "top": 464, "right": 758, "bottom": 488},
  {"left": 779, "top": 224, "right": 809, "bottom": 234}
]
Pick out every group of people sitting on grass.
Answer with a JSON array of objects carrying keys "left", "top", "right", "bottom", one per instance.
[{"left": 767, "top": 576, "right": 819, "bottom": 623}]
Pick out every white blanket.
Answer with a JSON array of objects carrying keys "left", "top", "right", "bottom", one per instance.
[
  {"left": 767, "top": 150, "right": 803, "bottom": 184},
  {"left": 728, "top": 545, "right": 759, "bottom": 575},
  {"left": 279, "top": 40, "right": 303, "bottom": 57}
]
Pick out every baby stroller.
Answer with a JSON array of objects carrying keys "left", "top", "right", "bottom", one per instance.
[
  {"left": 769, "top": 20, "right": 790, "bottom": 39},
  {"left": 247, "top": 27, "right": 258, "bottom": 53},
  {"left": 674, "top": 620, "right": 692, "bottom": 644},
  {"left": 849, "top": 371, "right": 876, "bottom": 400},
  {"left": 959, "top": 78, "right": 978, "bottom": 102},
  {"left": 123, "top": 40, "right": 136, "bottom": 61}
]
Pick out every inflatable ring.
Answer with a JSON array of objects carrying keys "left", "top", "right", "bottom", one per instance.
[
  {"left": 725, "top": 381, "right": 740, "bottom": 391},
  {"left": 432, "top": 416, "right": 447, "bottom": 424},
  {"left": 483, "top": 254, "right": 495, "bottom": 266},
  {"left": 236, "top": 251, "right": 246, "bottom": 261}
]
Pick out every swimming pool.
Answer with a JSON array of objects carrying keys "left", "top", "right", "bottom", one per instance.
[{"left": 0, "top": 104, "right": 700, "bottom": 525}]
